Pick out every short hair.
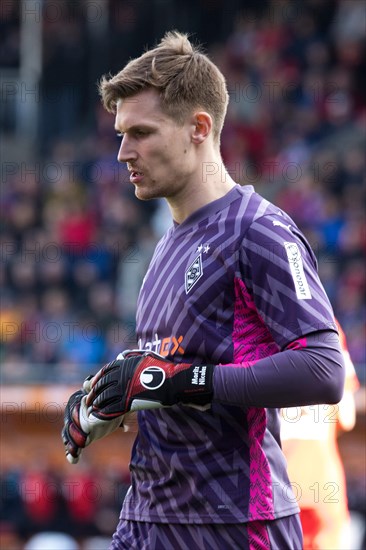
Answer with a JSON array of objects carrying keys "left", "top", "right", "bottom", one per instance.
[{"left": 99, "top": 31, "right": 229, "bottom": 143}]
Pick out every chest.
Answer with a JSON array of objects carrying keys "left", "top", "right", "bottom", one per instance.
[{"left": 136, "top": 228, "right": 240, "bottom": 358}]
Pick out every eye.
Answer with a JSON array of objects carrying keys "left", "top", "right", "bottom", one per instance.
[{"left": 116, "top": 132, "right": 124, "bottom": 139}]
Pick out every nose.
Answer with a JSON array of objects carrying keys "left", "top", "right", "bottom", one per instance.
[{"left": 117, "top": 135, "right": 137, "bottom": 164}]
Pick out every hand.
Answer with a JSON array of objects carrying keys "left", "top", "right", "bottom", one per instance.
[
  {"left": 62, "top": 376, "right": 124, "bottom": 464},
  {"left": 85, "top": 350, "right": 215, "bottom": 420},
  {"left": 62, "top": 389, "right": 88, "bottom": 464}
]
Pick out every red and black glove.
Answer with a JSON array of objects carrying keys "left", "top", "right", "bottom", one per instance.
[
  {"left": 85, "top": 350, "right": 215, "bottom": 420},
  {"left": 62, "top": 376, "right": 124, "bottom": 464},
  {"left": 62, "top": 388, "right": 89, "bottom": 464}
]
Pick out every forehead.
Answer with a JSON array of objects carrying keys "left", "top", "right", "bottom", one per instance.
[{"left": 115, "top": 89, "right": 170, "bottom": 130}]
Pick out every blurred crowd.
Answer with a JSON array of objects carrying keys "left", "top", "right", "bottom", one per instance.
[{"left": 0, "top": 464, "right": 130, "bottom": 548}]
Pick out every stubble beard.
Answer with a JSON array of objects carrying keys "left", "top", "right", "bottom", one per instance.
[
  {"left": 134, "top": 178, "right": 165, "bottom": 201},
  {"left": 134, "top": 169, "right": 190, "bottom": 202}
]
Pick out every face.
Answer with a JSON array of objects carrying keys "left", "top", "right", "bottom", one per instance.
[{"left": 115, "top": 89, "right": 196, "bottom": 201}]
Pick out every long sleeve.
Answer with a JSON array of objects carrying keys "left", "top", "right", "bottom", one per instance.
[{"left": 213, "top": 330, "right": 345, "bottom": 408}]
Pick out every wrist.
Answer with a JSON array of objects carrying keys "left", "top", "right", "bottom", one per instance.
[{"left": 177, "top": 363, "right": 215, "bottom": 406}]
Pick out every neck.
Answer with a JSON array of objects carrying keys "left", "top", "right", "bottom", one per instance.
[{"left": 167, "top": 157, "right": 237, "bottom": 224}]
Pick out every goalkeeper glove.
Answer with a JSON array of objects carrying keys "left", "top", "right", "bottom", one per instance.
[
  {"left": 85, "top": 350, "right": 215, "bottom": 420},
  {"left": 62, "top": 376, "right": 124, "bottom": 464}
]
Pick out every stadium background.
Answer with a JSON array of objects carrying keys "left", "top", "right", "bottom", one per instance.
[{"left": 1, "top": 0, "right": 365, "bottom": 548}]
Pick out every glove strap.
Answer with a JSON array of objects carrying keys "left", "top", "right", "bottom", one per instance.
[{"left": 174, "top": 363, "right": 215, "bottom": 407}]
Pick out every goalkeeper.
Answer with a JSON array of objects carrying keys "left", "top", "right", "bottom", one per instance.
[{"left": 62, "top": 32, "right": 344, "bottom": 550}]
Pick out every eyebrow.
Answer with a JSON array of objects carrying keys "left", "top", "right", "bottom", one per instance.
[{"left": 114, "top": 123, "right": 156, "bottom": 133}]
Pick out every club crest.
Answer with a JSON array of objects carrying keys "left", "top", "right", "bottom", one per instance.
[{"left": 185, "top": 253, "right": 203, "bottom": 294}]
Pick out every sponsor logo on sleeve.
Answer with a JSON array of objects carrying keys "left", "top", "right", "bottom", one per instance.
[{"left": 284, "top": 242, "right": 312, "bottom": 300}]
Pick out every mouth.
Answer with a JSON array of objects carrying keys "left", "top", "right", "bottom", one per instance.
[{"left": 129, "top": 170, "right": 144, "bottom": 184}]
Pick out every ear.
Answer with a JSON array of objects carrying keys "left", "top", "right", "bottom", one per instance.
[{"left": 191, "top": 112, "right": 213, "bottom": 144}]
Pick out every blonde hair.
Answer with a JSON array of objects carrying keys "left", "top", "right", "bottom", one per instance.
[{"left": 99, "top": 31, "right": 229, "bottom": 142}]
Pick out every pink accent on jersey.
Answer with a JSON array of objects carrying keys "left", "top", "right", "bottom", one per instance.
[
  {"left": 233, "top": 277, "right": 276, "bottom": 520},
  {"left": 247, "top": 408, "right": 275, "bottom": 521},
  {"left": 248, "top": 520, "right": 271, "bottom": 549},
  {"left": 232, "top": 278, "right": 279, "bottom": 365},
  {"left": 286, "top": 337, "right": 307, "bottom": 350}
]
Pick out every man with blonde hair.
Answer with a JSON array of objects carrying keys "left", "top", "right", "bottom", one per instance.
[{"left": 63, "top": 32, "right": 345, "bottom": 549}]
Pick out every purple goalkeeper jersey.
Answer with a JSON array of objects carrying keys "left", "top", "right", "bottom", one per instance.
[{"left": 120, "top": 185, "right": 335, "bottom": 524}]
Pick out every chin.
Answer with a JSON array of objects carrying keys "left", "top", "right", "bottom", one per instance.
[
  {"left": 134, "top": 186, "right": 160, "bottom": 201},
  {"left": 134, "top": 181, "right": 165, "bottom": 201}
]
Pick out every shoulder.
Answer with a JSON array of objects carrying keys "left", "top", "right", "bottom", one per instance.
[
  {"left": 242, "top": 199, "right": 314, "bottom": 257},
  {"left": 233, "top": 186, "right": 299, "bottom": 234},
  {"left": 222, "top": 188, "right": 317, "bottom": 268},
  {"left": 238, "top": 199, "right": 319, "bottom": 280}
]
